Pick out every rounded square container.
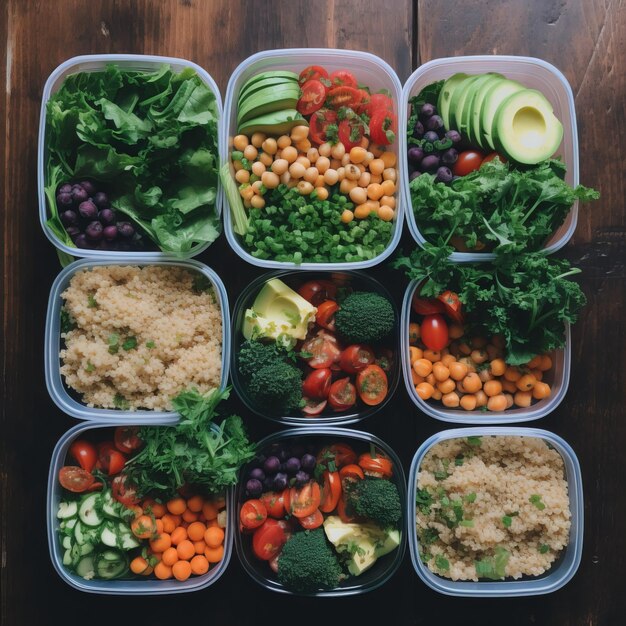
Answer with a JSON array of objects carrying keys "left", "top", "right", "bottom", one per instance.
[
  {"left": 400, "top": 55, "right": 579, "bottom": 262},
  {"left": 407, "top": 426, "right": 583, "bottom": 597},
  {"left": 401, "top": 279, "right": 570, "bottom": 424},
  {"left": 231, "top": 270, "right": 400, "bottom": 426},
  {"left": 48, "top": 420, "right": 234, "bottom": 594},
  {"left": 38, "top": 54, "right": 224, "bottom": 260},
  {"left": 235, "top": 426, "right": 407, "bottom": 596},
  {"left": 221, "top": 48, "right": 404, "bottom": 270},
  {"left": 45, "top": 257, "right": 230, "bottom": 422}
]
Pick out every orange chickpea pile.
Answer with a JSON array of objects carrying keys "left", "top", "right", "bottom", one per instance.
[
  {"left": 129, "top": 494, "right": 227, "bottom": 582},
  {"left": 232, "top": 128, "right": 398, "bottom": 222},
  {"left": 408, "top": 323, "right": 553, "bottom": 412}
]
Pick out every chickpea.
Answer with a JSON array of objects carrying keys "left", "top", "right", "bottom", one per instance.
[
  {"left": 377, "top": 206, "right": 395, "bottom": 221},
  {"left": 458, "top": 356, "right": 476, "bottom": 372},
  {"left": 350, "top": 186, "right": 368, "bottom": 205},
  {"left": 307, "top": 147, "right": 320, "bottom": 163},
  {"left": 380, "top": 151, "right": 397, "bottom": 168},
  {"left": 516, "top": 374, "right": 537, "bottom": 391},
  {"left": 437, "top": 378, "right": 456, "bottom": 394},
  {"left": 424, "top": 349, "right": 442, "bottom": 363},
  {"left": 448, "top": 324, "right": 464, "bottom": 340},
  {"left": 349, "top": 146, "right": 367, "bottom": 163},
  {"left": 514, "top": 390, "right": 532, "bottom": 408},
  {"left": 232, "top": 159, "right": 244, "bottom": 172},
  {"left": 370, "top": 144, "right": 384, "bottom": 157},
  {"left": 261, "top": 171, "right": 280, "bottom": 189},
  {"left": 460, "top": 394, "right": 477, "bottom": 411},
  {"left": 458, "top": 342, "right": 472, "bottom": 356},
  {"left": 261, "top": 137, "right": 278, "bottom": 155},
  {"left": 250, "top": 194, "right": 265, "bottom": 209},
  {"left": 381, "top": 180, "right": 396, "bottom": 197},
  {"left": 380, "top": 195, "right": 396, "bottom": 209},
  {"left": 490, "top": 358, "right": 506, "bottom": 377},
  {"left": 336, "top": 167, "right": 346, "bottom": 181},
  {"left": 412, "top": 371, "right": 424, "bottom": 386},
  {"left": 486, "top": 344, "right": 502, "bottom": 360},
  {"left": 271, "top": 158, "right": 289, "bottom": 176},
  {"left": 431, "top": 388, "right": 443, "bottom": 401},
  {"left": 433, "top": 362, "right": 450, "bottom": 382},
  {"left": 474, "top": 389, "right": 488, "bottom": 407},
  {"left": 235, "top": 169, "right": 250, "bottom": 184},
  {"left": 487, "top": 394, "right": 507, "bottom": 412},
  {"left": 504, "top": 393, "right": 514, "bottom": 409},
  {"left": 289, "top": 162, "right": 306, "bottom": 179},
  {"left": 501, "top": 379, "right": 518, "bottom": 394},
  {"left": 503, "top": 366, "right": 522, "bottom": 382},
  {"left": 280, "top": 146, "right": 297, "bottom": 163},
  {"left": 330, "top": 158, "right": 342, "bottom": 169},
  {"left": 462, "top": 372, "right": 482, "bottom": 393},
  {"left": 341, "top": 209, "right": 354, "bottom": 224},
  {"left": 295, "top": 156, "right": 311, "bottom": 168},
  {"left": 448, "top": 341, "right": 461, "bottom": 357},
  {"left": 344, "top": 164, "right": 361, "bottom": 181},
  {"left": 539, "top": 355, "right": 553, "bottom": 371},
  {"left": 416, "top": 382, "right": 435, "bottom": 400},
  {"left": 315, "top": 156, "right": 330, "bottom": 174},
  {"left": 233, "top": 135, "right": 249, "bottom": 151},
  {"left": 277, "top": 135, "right": 292, "bottom": 149},
  {"left": 280, "top": 171, "right": 291, "bottom": 185},
  {"left": 356, "top": 163, "right": 366, "bottom": 173},
  {"left": 318, "top": 142, "right": 332, "bottom": 157},
  {"left": 367, "top": 183, "right": 384, "bottom": 201},
  {"left": 315, "top": 187, "right": 329, "bottom": 200},
  {"left": 442, "top": 392, "right": 460, "bottom": 408},
  {"left": 339, "top": 179, "right": 357, "bottom": 194},
  {"left": 331, "top": 142, "right": 346, "bottom": 159},
  {"left": 369, "top": 158, "right": 385, "bottom": 176},
  {"left": 409, "top": 346, "right": 423, "bottom": 363},
  {"left": 526, "top": 355, "right": 542, "bottom": 369},
  {"left": 483, "top": 379, "right": 503, "bottom": 397},
  {"left": 251, "top": 161, "right": 266, "bottom": 177},
  {"left": 251, "top": 180, "right": 264, "bottom": 194},
  {"left": 324, "top": 169, "right": 339, "bottom": 186},
  {"left": 370, "top": 174, "right": 383, "bottom": 184},
  {"left": 362, "top": 151, "right": 374, "bottom": 166},
  {"left": 441, "top": 354, "right": 456, "bottom": 368},
  {"left": 354, "top": 202, "right": 378, "bottom": 219},
  {"left": 297, "top": 180, "right": 314, "bottom": 195},
  {"left": 341, "top": 153, "right": 351, "bottom": 166},
  {"left": 239, "top": 185, "right": 254, "bottom": 201},
  {"left": 382, "top": 167, "right": 397, "bottom": 182},
  {"left": 315, "top": 175, "right": 325, "bottom": 187},
  {"left": 532, "top": 382, "right": 551, "bottom": 400},
  {"left": 426, "top": 373, "right": 437, "bottom": 387},
  {"left": 243, "top": 145, "right": 258, "bottom": 161},
  {"left": 290, "top": 125, "right": 309, "bottom": 142},
  {"left": 295, "top": 139, "right": 312, "bottom": 152},
  {"left": 470, "top": 347, "right": 488, "bottom": 363},
  {"left": 531, "top": 368, "right": 543, "bottom": 381},
  {"left": 413, "top": 358, "right": 433, "bottom": 377},
  {"left": 259, "top": 152, "right": 274, "bottom": 167},
  {"left": 243, "top": 198, "right": 252, "bottom": 209},
  {"left": 479, "top": 368, "right": 494, "bottom": 383},
  {"left": 357, "top": 172, "right": 371, "bottom": 188},
  {"left": 304, "top": 167, "right": 319, "bottom": 184}
]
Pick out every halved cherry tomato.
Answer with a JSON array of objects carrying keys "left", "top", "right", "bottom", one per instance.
[
  {"left": 356, "top": 364, "right": 388, "bottom": 406},
  {"left": 299, "top": 508, "right": 324, "bottom": 530},
  {"left": 97, "top": 443, "right": 126, "bottom": 476},
  {"left": 326, "top": 85, "right": 361, "bottom": 109},
  {"left": 338, "top": 118, "right": 367, "bottom": 151},
  {"left": 355, "top": 88, "right": 371, "bottom": 113},
  {"left": 302, "top": 368, "right": 332, "bottom": 400},
  {"left": 114, "top": 426, "right": 142, "bottom": 454},
  {"left": 412, "top": 295, "right": 445, "bottom": 316},
  {"left": 319, "top": 471, "right": 342, "bottom": 513},
  {"left": 282, "top": 487, "right": 291, "bottom": 515},
  {"left": 369, "top": 108, "right": 397, "bottom": 145},
  {"left": 481, "top": 151, "right": 507, "bottom": 165},
  {"left": 260, "top": 491, "right": 286, "bottom": 519},
  {"left": 421, "top": 314, "right": 449, "bottom": 351},
  {"left": 452, "top": 150, "right": 485, "bottom": 176},
  {"left": 297, "top": 80, "right": 326, "bottom": 116},
  {"left": 437, "top": 290, "right": 464, "bottom": 324},
  {"left": 58, "top": 466, "right": 95, "bottom": 493},
  {"left": 299, "top": 65, "right": 329, "bottom": 86},
  {"left": 69, "top": 440, "right": 97, "bottom": 473},
  {"left": 111, "top": 474, "right": 139, "bottom": 507},
  {"left": 328, "top": 377, "right": 357, "bottom": 412},
  {"left": 308, "top": 108, "right": 338, "bottom": 146},
  {"left": 252, "top": 519, "right": 287, "bottom": 561},
  {"left": 358, "top": 451, "right": 393, "bottom": 478},
  {"left": 301, "top": 397, "right": 328, "bottom": 416},
  {"left": 318, "top": 443, "right": 357, "bottom": 469},
  {"left": 329, "top": 70, "right": 357, "bottom": 88},
  {"left": 362, "top": 93, "right": 394, "bottom": 118},
  {"left": 316, "top": 300, "right": 339, "bottom": 331},
  {"left": 339, "top": 464, "right": 365, "bottom": 481},
  {"left": 301, "top": 335, "right": 341, "bottom": 369},
  {"left": 85, "top": 481, "right": 104, "bottom": 492},
  {"left": 289, "top": 481, "right": 321, "bottom": 518},
  {"left": 240, "top": 499, "right": 268, "bottom": 529},
  {"left": 298, "top": 278, "right": 337, "bottom": 306},
  {"left": 339, "top": 344, "right": 375, "bottom": 374}
]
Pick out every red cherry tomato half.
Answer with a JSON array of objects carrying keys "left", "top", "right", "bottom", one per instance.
[
  {"left": 329, "top": 70, "right": 358, "bottom": 88},
  {"left": 97, "top": 443, "right": 127, "bottom": 476},
  {"left": 328, "top": 377, "right": 357, "bottom": 412},
  {"left": 58, "top": 466, "right": 95, "bottom": 493},
  {"left": 302, "top": 368, "right": 332, "bottom": 400},
  {"left": 252, "top": 518, "right": 287, "bottom": 561},
  {"left": 338, "top": 118, "right": 367, "bottom": 151},
  {"left": 114, "top": 426, "right": 142, "bottom": 454},
  {"left": 481, "top": 151, "right": 507, "bottom": 165},
  {"left": 301, "top": 335, "right": 341, "bottom": 369},
  {"left": 298, "top": 508, "right": 324, "bottom": 530},
  {"left": 301, "top": 397, "right": 328, "bottom": 416},
  {"left": 240, "top": 499, "right": 268, "bottom": 530},
  {"left": 356, "top": 364, "right": 388, "bottom": 406},
  {"left": 111, "top": 474, "right": 139, "bottom": 507},
  {"left": 421, "top": 314, "right": 449, "bottom": 351},
  {"left": 412, "top": 295, "right": 445, "bottom": 316},
  {"left": 437, "top": 290, "right": 464, "bottom": 325},
  {"left": 69, "top": 439, "right": 97, "bottom": 473},
  {"left": 297, "top": 278, "right": 338, "bottom": 306},
  {"left": 260, "top": 491, "right": 286, "bottom": 519},
  {"left": 339, "top": 344, "right": 375, "bottom": 374},
  {"left": 452, "top": 150, "right": 485, "bottom": 176},
  {"left": 358, "top": 451, "right": 394, "bottom": 478},
  {"left": 318, "top": 443, "right": 357, "bottom": 469},
  {"left": 289, "top": 481, "right": 322, "bottom": 518},
  {"left": 339, "top": 463, "right": 365, "bottom": 482},
  {"left": 319, "top": 470, "right": 342, "bottom": 513},
  {"left": 362, "top": 93, "right": 394, "bottom": 118},
  {"left": 355, "top": 89, "right": 371, "bottom": 113},
  {"left": 316, "top": 300, "right": 339, "bottom": 331},
  {"left": 326, "top": 86, "right": 361, "bottom": 109},
  {"left": 308, "top": 108, "right": 338, "bottom": 146},
  {"left": 297, "top": 79, "right": 327, "bottom": 116},
  {"left": 369, "top": 108, "right": 397, "bottom": 146},
  {"left": 299, "top": 65, "right": 329, "bottom": 86}
]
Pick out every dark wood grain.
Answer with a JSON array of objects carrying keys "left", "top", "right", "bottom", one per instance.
[{"left": 1, "top": 0, "right": 624, "bottom": 624}]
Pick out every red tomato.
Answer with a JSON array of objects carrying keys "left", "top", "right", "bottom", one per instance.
[
  {"left": 369, "top": 108, "right": 397, "bottom": 145},
  {"left": 328, "top": 377, "right": 357, "bottom": 412},
  {"left": 301, "top": 335, "right": 341, "bottom": 369},
  {"left": 69, "top": 440, "right": 97, "bottom": 473},
  {"left": 299, "top": 65, "right": 329, "bottom": 86},
  {"left": 326, "top": 86, "right": 361, "bottom": 109},
  {"left": 240, "top": 499, "right": 268, "bottom": 530},
  {"left": 85, "top": 481, "right": 104, "bottom": 492},
  {"left": 421, "top": 314, "right": 449, "bottom": 351},
  {"left": 297, "top": 80, "right": 326, "bottom": 116},
  {"left": 338, "top": 118, "right": 367, "bottom": 151},
  {"left": 289, "top": 481, "right": 322, "bottom": 518},
  {"left": 355, "top": 88, "right": 371, "bottom": 113},
  {"left": 316, "top": 300, "right": 339, "bottom": 331},
  {"left": 282, "top": 487, "right": 291, "bottom": 515},
  {"left": 339, "top": 463, "right": 365, "bottom": 482},
  {"left": 481, "top": 151, "right": 507, "bottom": 165},
  {"left": 298, "top": 509, "right": 324, "bottom": 530},
  {"left": 252, "top": 519, "right": 287, "bottom": 561},
  {"left": 358, "top": 452, "right": 393, "bottom": 478},
  {"left": 301, "top": 397, "right": 328, "bottom": 416},
  {"left": 437, "top": 290, "right": 464, "bottom": 324},
  {"left": 97, "top": 443, "right": 126, "bottom": 476},
  {"left": 412, "top": 295, "right": 445, "bottom": 316},
  {"left": 339, "top": 344, "right": 375, "bottom": 374},
  {"left": 111, "top": 474, "right": 139, "bottom": 507},
  {"left": 297, "top": 278, "right": 337, "bottom": 306},
  {"left": 318, "top": 443, "right": 357, "bottom": 469},
  {"left": 58, "top": 466, "right": 95, "bottom": 493},
  {"left": 329, "top": 70, "right": 357, "bottom": 88},
  {"left": 362, "top": 93, "right": 394, "bottom": 118},
  {"left": 319, "top": 471, "right": 342, "bottom": 513},
  {"left": 308, "top": 108, "right": 338, "bottom": 146},
  {"left": 260, "top": 491, "right": 286, "bottom": 519},
  {"left": 452, "top": 150, "right": 485, "bottom": 176},
  {"left": 302, "top": 368, "right": 332, "bottom": 400},
  {"left": 356, "top": 365, "right": 388, "bottom": 406},
  {"left": 114, "top": 426, "right": 142, "bottom": 454}
]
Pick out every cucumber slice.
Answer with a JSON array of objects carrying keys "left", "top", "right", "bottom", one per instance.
[
  {"left": 78, "top": 493, "right": 103, "bottom": 527},
  {"left": 64, "top": 518, "right": 78, "bottom": 532},
  {"left": 75, "top": 555, "right": 95, "bottom": 579},
  {"left": 102, "top": 499, "right": 121, "bottom": 519},
  {"left": 117, "top": 523, "right": 140, "bottom": 550},
  {"left": 62, "top": 536, "right": 73, "bottom": 550},
  {"left": 57, "top": 501, "right": 78, "bottom": 519},
  {"left": 79, "top": 542, "right": 95, "bottom": 557},
  {"left": 74, "top": 521, "right": 86, "bottom": 545},
  {"left": 100, "top": 525, "right": 118, "bottom": 548},
  {"left": 95, "top": 550, "right": 129, "bottom": 579},
  {"left": 62, "top": 548, "right": 73, "bottom": 566}
]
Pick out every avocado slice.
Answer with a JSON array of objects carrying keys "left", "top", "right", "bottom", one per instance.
[
  {"left": 480, "top": 78, "right": 525, "bottom": 149},
  {"left": 237, "top": 84, "right": 302, "bottom": 125},
  {"left": 458, "top": 73, "right": 499, "bottom": 139},
  {"left": 492, "top": 89, "right": 563, "bottom": 164},
  {"left": 239, "top": 70, "right": 299, "bottom": 94},
  {"left": 237, "top": 109, "right": 307, "bottom": 136},
  {"left": 437, "top": 73, "right": 468, "bottom": 131},
  {"left": 468, "top": 73, "right": 505, "bottom": 148},
  {"left": 238, "top": 76, "right": 299, "bottom": 105},
  {"left": 451, "top": 75, "right": 483, "bottom": 133}
]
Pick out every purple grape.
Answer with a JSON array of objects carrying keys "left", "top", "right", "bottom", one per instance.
[
  {"left": 264, "top": 456, "right": 281, "bottom": 475},
  {"left": 441, "top": 148, "right": 459, "bottom": 165},
  {"left": 435, "top": 166, "right": 453, "bottom": 183},
  {"left": 99, "top": 208, "right": 116, "bottom": 225},
  {"left": 56, "top": 193, "right": 73, "bottom": 208},
  {"left": 103, "top": 225, "right": 118, "bottom": 241},
  {"left": 58, "top": 183, "right": 72, "bottom": 195},
  {"left": 294, "top": 471, "right": 310, "bottom": 487},
  {"left": 423, "top": 131, "right": 439, "bottom": 144},
  {"left": 249, "top": 468, "right": 265, "bottom": 482},
  {"left": 273, "top": 472, "right": 288, "bottom": 491},
  {"left": 75, "top": 234, "right": 90, "bottom": 249},
  {"left": 426, "top": 115, "right": 444, "bottom": 131},
  {"left": 445, "top": 130, "right": 462, "bottom": 144},
  {"left": 78, "top": 200, "right": 98, "bottom": 220},
  {"left": 277, "top": 449, "right": 290, "bottom": 463},
  {"left": 93, "top": 192, "right": 110, "bottom": 209},
  {"left": 263, "top": 477, "right": 275, "bottom": 492},
  {"left": 66, "top": 225, "right": 81, "bottom": 240},
  {"left": 412, "top": 120, "right": 424, "bottom": 138},
  {"left": 410, "top": 171, "right": 423, "bottom": 181},
  {"left": 420, "top": 103, "right": 436, "bottom": 118},
  {"left": 60, "top": 210, "right": 78, "bottom": 226},
  {"left": 246, "top": 478, "right": 263, "bottom": 498},
  {"left": 71, "top": 185, "right": 89, "bottom": 205},
  {"left": 300, "top": 454, "right": 316, "bottom": 472},
  {"left": 408, "top": 146, "right": 424, "bottom": 164},
  {"left": 85, "top": 221, "right": 103, "bottom": 241},
  {"left": 79, "top": 180, "right": 97, "bottom": 196},
  {"left": 117, "top": 222, "right": 135, "bottom": 238},
  {"left": 421, "top": 154, "right": 440, "bottom": 172},
  {"left": 284, "top": 457, "right": 301, "bottom": 475}
]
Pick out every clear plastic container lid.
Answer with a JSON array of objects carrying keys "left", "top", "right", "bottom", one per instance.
[
  {"left": 400, "top": 55, "right": 579, "bottom": 262},
  {"left": 234, "top": 426, "right": 407, "bottom": 596},
  {"left": 38, "top": 54, "right": 224, "bottom": 261},
  {"left": 47, "top": 420, "right": 234, "bottom": 594},
  {"left": 407, "top": 426, "right": 584, "bottom": 596},
  {"left": 230, "top": 270, "right": 400, "bottom": 426},
  {"left": 45, "top": 257, "right": 230, "bottom": 422},
  {"left": 401, "top": 279, "right": 570, "bottom": 424},
  {"left": 221, "top": 47, "right": 404, "bottom": 270}
]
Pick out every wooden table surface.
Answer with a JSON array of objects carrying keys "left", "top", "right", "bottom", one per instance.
[{"left": 1, "top": 1, "right": 624, "bottom": 624}]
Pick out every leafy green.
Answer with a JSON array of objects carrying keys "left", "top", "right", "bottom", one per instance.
[
  {"left": 416, "top": 487, "right": 434, "bottom": 514},
  {"left": 435, "top": 555, "right": 450, "bottom": 572},
  {"left": 44, "top": 63, "right": 221, "bottom": 254},
  {"left": 60, "top": 308, "right": 75, "bottom": 334},
  {"left": 475, "top": 547, "right": 510, "bottom": 580}
]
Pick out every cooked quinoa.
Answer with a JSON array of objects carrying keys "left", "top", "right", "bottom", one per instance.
[
  {"left": 415, "top": 436, "right": 570, "bottom": 581},
  {"left": 60, "top": 265, "right": 222, "bottom": 411}
]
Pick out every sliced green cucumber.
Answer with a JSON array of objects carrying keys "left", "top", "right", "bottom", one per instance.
[
  {"left": 62, "top": 548, "right": 73, "bottom": 566},
  {"left": 118, "top": 523, "right": 140, "bottom": 550},
  {"left": 62, "top": 536, "right": 73, "bottom": 550},
  {"left": 100, "top": 525, "right": 119, "bottom": 548},
  {"left": 74, "top": 521, "right": 86, "bottom": 545},
  {"left": 79, "top": 542, "right": 95, "bottom": 557},
  {"left": 78, "top": 493, "right": 103, "bottom": 527},
  {"left": 95, "top": 550, "right": 129, "bottom": 579},
  {"left": 57, "top": 501, "right": 78, "bottom": 519},
  {"left": 64, "top": 517, "right": 78, "bottom": 532},
  {"left": 75, "top": 555, "right": 95, "bottom": 579},
  {"left": 102, "top": 498, "right": 121, "bottom": 519}
]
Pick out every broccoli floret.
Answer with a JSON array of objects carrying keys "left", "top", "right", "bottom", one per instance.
[
  {"left": 334, "top": 292, "right": 395, "bottom": 344},
  {"left": 347, "top": 477, "right": 402, "bottom": 528},
  {"left": 238, "top": 340, "right": 283, "bottom": 378},
  {"left": 247, "top": 360, "right": 303, "bottom": 413},
  {"left": 277, "top": 529, "right": 343, "bottom": 592}
]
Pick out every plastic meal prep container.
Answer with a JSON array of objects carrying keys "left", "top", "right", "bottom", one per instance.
[
  {"left": 38, "top": 53, "right": 224, "bottom": 261},
  {"left": 234, "top": 426, "right": 407, "bottom": 596},
  {"left": 48, "top": 420, "right": 234, "bottom": 594},
  {"left": 407, "top": 427, "right": 583, "bottom": 597},
  {"left": 221, "top": 48, "right": 404, "bottom": 270},
  {"left": 401, "top": 279, "right": 570, "bottom": 424},
  {"left": 230, "top": 269, "right": 400, "bottom": 426},
  {"left": 45, "top": 257, "right": 230, "bottom": 422},
  {"left": 400, "top": 55, "right": 579, "bottom": 262}
]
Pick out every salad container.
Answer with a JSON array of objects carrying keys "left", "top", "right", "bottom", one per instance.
[
  {"left": 401, "top": 279, "right": 570, "bottom": 424},
  {"left": 230, "top": 270, "right": 400, "bottom": 426},
  {"left": 401, "top": 55, "right": 579, "bottom": 262},
  {"left": 48, "top": 420, "right": 234, "bottom": 594},
  {"left": 221, "top": 48, "right": 404, "bottom": 270},
  {"left": 38, "top": 54, "right": 224, "bottom": 260},
  {"left": 407, "top": 427, "right": 583, "bottom": 597},
  {"left": 45, "top": 257, "right": 230, "bottom": 422},
  {"left": 235, "top": 427, "right": 407, "bottom": 596}
]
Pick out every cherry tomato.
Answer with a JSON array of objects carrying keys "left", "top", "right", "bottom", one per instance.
[
  {"left": 452, "top": 150, "right": 485, "bottom": 176},
  {"left": 302, "top": 368, "right": 332, "bottom": 400},
  {"left": 301, "top": 397, "right": 328, "bottom": 416},
  {"left": 339, "top": 463, "right": 365, "bottom": 482},
  {"left": 260, "top": 491, "right": 286, "bottom": 519},
  {"left": 319, "top": 471, "right": 342, "bottom": 513},
  {"left": 58, "top": 466, "right": 95, "bottom": 493},
  {"left": 412, "top": 295, "right": 445, "bottom": 316},
  {"left": 318, "top": 443, "right": 357, "bottom": 469},
  {"left": 114, "top": 426, "right": 142, "bottom": 454},
  {"left": 339, "top": 344, "right": 375, "bottom": 374},
  {"left": 299, "top": 65, "right": 329, "bottom": 86},
  {"left": 437, "top": 290, "right": 464, "bottom": 324},
  {"left": 329, "top": 69, "right": 358, "bottom": 88},
  {"left": 356, "top": 364, "right": 388, "bottom": 406},
  {"left": 316, "top": 300, "right": 339, "bottom": 331},
  {"left": 301, "top": 335, "right": 341, "bottom": 369},
  {"left": 338, "top": 118, "right": 367, "bottom": 151},
  {"left": 297, "top": 278, "right": 337, "bottom": 306},
  {"left": 289, "top": 481, "right": 322, "bottom": 518},
  {"left": 481, "top": 151, "right": 507, "bottom": 165},
  {"left": 97, "top": 443, "right": 127, "bottom": 476},
  {"left": 355, "top": 89, "right": 371, "bottom": 113},
  {"left": 358, "top": 451, "right": 394, "bottom": 478},
  {"left": 282, "top": 487, "right": 291, "bottom": 515},
  {"left": 240, "top": 499, "right": 268, "bottom": 530},
  {"left": 421, "top": 314, "right": 449, "bottom": 351},
  {"left": 298, "top": 508, "right": 324, "bottom": 530},
  {"left": 297, "top": 80, "right": 326, "bottom": 116},
  {"left": 111, "top": 474, "right": 139, "bottom": 507},
  {"left": 369, "top": 108, "right": 397, "bottom": 145},
  {"left": 326, "top": 86, "right": 361, "bottom": 109},
  {"left": 252, "top": 519, "right": 287, "bottom": 561},
  {"left": 308, "top": 108, "right": 338, "bottom": 146},
  {"left": 69, "top": 439, "right": 97, "bottom": 473},
  {"left": 328, "top": 377, "right": 357, "bottom": 412},
  {"left": 361, "top": 93, "right": 394, "bottom": 118}
]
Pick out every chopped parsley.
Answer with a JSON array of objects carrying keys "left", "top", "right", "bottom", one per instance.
[
  {"left": 467, "top": 436, "right": 482, "bottom": 447},
  {"left": 539, "top": 544, "right": 550, "bottom": 554},
  {"left": 108, "top": 333, "right": 120, "bottom": 354},
  {"left": 464, "top": 492, "right": 477, "bottom": 503},
  {"left": 87, "top": 294, "right": 98, "bottom": 308},
  {"left": 113, "top": 393, "right": 129, "bottom": 410},
  {"left": 454, "top": 455, "right": 464, "bottom": 466},
  {"left": 146, "top": 340, "right": 156, "bottom": 349},
  {"left": 416, "top": 488, "right": 433, "bottom": 514},
  {"left": 475, "top": 547, "right": 510, "bottom": 580},
  {"left": 60, "top": 308, "right": 76, "bottom": 333},
  {"left": 122, "top": 336, "right": 138, "bottom": 351},
  {"left": 502, "top": 515, "right": 513, "bottom": 528},
  {"left": 435, "top": 555, "right": 450, "bottom": 572},
  {"left": 530, "top": 494, "right": 546, "bottom": 510},
  {"left": 85, "top": 361, "right": 95, "bottom": 372}
]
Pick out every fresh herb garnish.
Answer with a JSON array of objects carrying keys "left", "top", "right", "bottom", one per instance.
[
  {"left": 87, "top": 294, "right": 98, "bottom": 308},
  {"left": 122, "top": 336, "right": 138, "bottom": 351},
  {"left": 466, "top": 436, "right": 482, "bottom": 447},
  {"left": 146, "top": 340, "right": 156, "bottom": 349},
  {"left": 539, "top": 544, "right": 550, "bottom": 554},
  {"left": 435, "top": 555, "right": 450, "bottom": 572},
  {"left": 60, "top": 308, "right": 76, "bottom": 333},
  {"left": 113, "top": 393, "right": 129, "bottom": 410},
  {"left": 85, "top": 361, "right": 95, "bottom": 372},
  {"left": 416, "top": 488, "right": 434, "bottom": 514},
  {"left": 530, "top": 494, "right": 546, "bottom": 510},
  {"left": 475, "top": 547, "right": 510, "bottom": 580},
  {"left": 502, "top": 515, "right": 513, "bottom": 528},
  {"left": 108, "top": 333, "right": 120, "bottom": 354}
]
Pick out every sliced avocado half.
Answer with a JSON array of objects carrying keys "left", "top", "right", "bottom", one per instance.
[
  {"left": 238, "top": 75, "right": 299, "bottom": 105},
  {"left": 437, "top": 73, "right": 469, "bottom": 131},
  {"left": 468, "top": 73, "right": 505, "bottom": 147},
  {"left": 480, "top": 78, "right": 525, "bottom": 149},
  {"left": 458, "top": 73, "right": 499, "bottom": 139},
  {"left": 237, "top": 84, "right": 302, "bottom": 125},
  {"left": 450, "top": 75, "right": 481, "bottom": 131},
  {"left": 238, "top": 109, "right": 307, "bottom": 136},
  {"left": 239, "top": 70, "right": 299, "bottom": 94}
]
